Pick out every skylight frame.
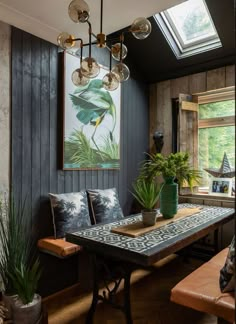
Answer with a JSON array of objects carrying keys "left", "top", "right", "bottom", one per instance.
[{"left": 154, "top": 0, "right": 222, "bottom": 59}]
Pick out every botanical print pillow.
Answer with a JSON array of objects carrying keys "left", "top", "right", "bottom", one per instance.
[
  {"left": 219, "top": 236, "right": 235, "bottom": 293},
  {"left": 49, "top": 191, "right": 91, "bottom": 238},
  {"left": 87, "top": 188, "right": 124, "bottom": 224}
]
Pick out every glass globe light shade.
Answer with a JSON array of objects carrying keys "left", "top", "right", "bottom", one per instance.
[
  {"left": 57, "top": 32, "right": 75, "bottom": 50},
  {"left": 111, "top": 43, "right": 128, "bottom": 61},
  {"left": 81, "top": 57, "right": 100, "bottom": 78},
  {"left": 112, "top": 63, "right": 130, "bottom": 82},
  {"left": 131, "top": 17, "right": 152, "bottom": 39},
  {"left": 102, "top": 72, "right": 119, "bottom": 91},
  {"left": 68, "top": 0, "right": 90, "bottom": 23},
  {"left": 71, "top": 68, "right": 90, "bottom": 86}
]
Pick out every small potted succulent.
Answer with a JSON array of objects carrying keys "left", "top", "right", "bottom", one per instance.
[{"left": 131, "top": 178, "right": 163, "bottom": 226}]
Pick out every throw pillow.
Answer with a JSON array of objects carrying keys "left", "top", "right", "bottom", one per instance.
[
  {"left": 219, "top": 236, "right": 235, "bottom": 293},
  {"left": 49, "top": 191, "right": 91, "bottom": 238},
  {"left": 87, "top": 188, "right": 124, "bottom": 224}
]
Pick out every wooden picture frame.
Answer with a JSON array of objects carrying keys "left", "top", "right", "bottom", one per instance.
[{"left": 62, "top": 52, "right": 121, "bottom": 170}]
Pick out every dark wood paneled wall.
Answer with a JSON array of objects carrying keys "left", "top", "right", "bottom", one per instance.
[{"left": 11, "top": 27, "right": 149, "bottom": 295}]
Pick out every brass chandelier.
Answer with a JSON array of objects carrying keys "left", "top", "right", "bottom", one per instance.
[{"left": 57, "top": 0, "right": 152, "bottom": 91}]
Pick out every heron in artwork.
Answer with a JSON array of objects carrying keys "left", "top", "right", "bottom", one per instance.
[{"left": 69, "top": 79, "right": 116, "bottom": 153}]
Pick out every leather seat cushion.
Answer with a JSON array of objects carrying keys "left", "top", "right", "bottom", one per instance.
[
  {"left": 38, "top": 236, "right": 82, "bottom": 258},
  {"left": 171, "top": 248, "right": 235, "bottom": 323}
]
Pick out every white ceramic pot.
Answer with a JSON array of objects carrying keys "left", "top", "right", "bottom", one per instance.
[{"left": 12, "top": 293, "right": 42, "bottom": 324}]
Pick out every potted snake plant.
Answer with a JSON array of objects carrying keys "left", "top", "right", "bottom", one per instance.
[
  {"left": 0, "top": 196, "right": 42, "bottom": 324},
  {"left": 131, "top": 178, "right": 163, "bottom": 226}
]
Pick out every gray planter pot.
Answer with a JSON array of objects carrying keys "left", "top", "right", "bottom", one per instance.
[
  {"left": 141, "top": 209, "right": 157, "bottom": 226},
  {"left": 12, "top": 293, "right": 42, "bottom": 324},
  {"left": 2, "top": 293, "right": 17, "bottom": 320}
]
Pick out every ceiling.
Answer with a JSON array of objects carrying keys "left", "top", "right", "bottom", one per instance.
[
  {"left": 0, "top": 0, "right": 234, "bottom": 84},
  {"left": 0, "top": 0, "right": 184, "bottom": 44},
  {"left": 122, "top": 0, "right": 235, "bottom": 83}
]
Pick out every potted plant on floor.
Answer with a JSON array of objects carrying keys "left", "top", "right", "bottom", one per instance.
[
  {"left": 131, "top": 178, "right": 163, "bottom": 226},
  {"left": 0, "top": 195, "right": 42, "bottom": 324},
  {"left": 138, "top": 152, "right": 201, "bottom": 218}
]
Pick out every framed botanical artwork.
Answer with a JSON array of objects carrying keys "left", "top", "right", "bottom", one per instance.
[
  {"left": 209, "top": 177, "right": 232, "bottom": 197},
  {"left": 62, "top": 52, "right": 121, "bottom": 170}
]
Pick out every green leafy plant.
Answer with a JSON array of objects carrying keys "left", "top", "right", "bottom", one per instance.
[
  {"left": 0, "top": 195, "right": 41, "bottom": 304},
  {"left": 8, "top": 259, "right": 41, "bottom": 304},
  {"left": 131, "top": 179, "right": 163, "bottom": 211},
  {"left": 139, "top": 152, "right": 201, "bottom": 190}
]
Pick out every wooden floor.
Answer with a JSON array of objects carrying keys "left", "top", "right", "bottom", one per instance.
[{"left": 44, "top": 254, "right": 217, "bottom": 324}]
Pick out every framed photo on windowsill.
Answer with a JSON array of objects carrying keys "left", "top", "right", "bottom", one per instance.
[{"left": 209, "top": 178, "right": 233, "bottom": 197}]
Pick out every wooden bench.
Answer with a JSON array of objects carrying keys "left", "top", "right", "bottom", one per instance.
[
  {"left": 171, "top": 248, "right": 235, "bottom": 323},
  {"left": 37, "top": 236, "right": 82, "bottom": 258}
]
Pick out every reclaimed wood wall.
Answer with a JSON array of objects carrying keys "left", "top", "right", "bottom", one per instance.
[
  {"left": 149, "top": 65, "right": 235, "bottom": 155},
  {"left": 150, "top": 65, "right": 235, "bottom": 248}
]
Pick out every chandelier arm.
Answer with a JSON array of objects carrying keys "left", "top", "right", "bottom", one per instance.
[
  {"left": 83, "top": 41, "right": 98, "bottom": 47},
  {"left": 109, "top": 44, "right": 112, "bottom": 71},
  {"left": 86, "top": 20, "right": 92, "bottom": 58},
  {"left": 80, "top": 40, "right": 83, "bottom": 64},
  {"left": 91, "top": 32, "right": 98, "bottom": 40},
  {"left": 120, "top": 33, "right": 124, "bottom": 62},
  {"left": 100, "top": 0, "right": 103, "bottom": 34}
]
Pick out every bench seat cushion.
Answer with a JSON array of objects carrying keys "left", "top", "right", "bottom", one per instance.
[
  {"left": 37, "top": 236, "right": 82, "bottom": 258},
  {"left": 171, "top": 248, "right": 235, "bottom": 323}
]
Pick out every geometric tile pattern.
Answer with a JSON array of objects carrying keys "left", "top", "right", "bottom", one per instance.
[{"left": 71, "top": 204, "right": 234, "bottom": 255}]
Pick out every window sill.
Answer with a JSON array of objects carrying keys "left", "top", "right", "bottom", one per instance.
[{"left": 179, "top": 193, "right": 235, "bottom": 206}]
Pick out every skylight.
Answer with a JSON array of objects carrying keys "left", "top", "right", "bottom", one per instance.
[{"left": 154, "top": 0, "right": 222, "bottom": 59}]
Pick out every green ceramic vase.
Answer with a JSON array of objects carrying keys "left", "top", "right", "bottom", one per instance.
[{"left": 160, "top": 176, "right": 178, "bottom": 219}]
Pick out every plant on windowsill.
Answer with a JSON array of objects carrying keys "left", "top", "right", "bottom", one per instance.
[
  {"left": 131, "top": 178, "right": 163, "bottom": 226},
  {"left": 0, "top": 195, "right": 42, "bottom": 324},
  {"left": 138, "top": 152, "right": 201, "bottom": 219}
]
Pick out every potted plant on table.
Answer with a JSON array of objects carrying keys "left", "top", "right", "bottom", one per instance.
[
  {"left": 138, "top": 152, "right": 201, "bottom": 219},
  {"left": 131, "top": 178, "right": 163, "bottom": 226},
  {"left": 0, "top": 196, "right": 42, "bottom": 324}
]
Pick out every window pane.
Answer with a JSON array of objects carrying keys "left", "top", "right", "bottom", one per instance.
[
  {"left": 199, "top": 100, "right": 235, "bottom": 119},
  {"left": 167, "top": 0, "right": 216, "bottom": 45},
  {"left": 198, "top": 126, "right": 235, "bottom": 187}
]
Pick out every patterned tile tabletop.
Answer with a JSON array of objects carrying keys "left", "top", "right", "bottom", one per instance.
[{"left": 68, "top": 204, "right": 234, "bottom": 258}]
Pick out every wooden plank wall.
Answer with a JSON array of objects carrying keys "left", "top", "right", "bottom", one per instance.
[
  {"left": 11, "top": 27, "right": 149, "bottom": 233},
  {"left": 150, "top": 65, "right": 235, "bottom": 248},
  {"left": 11, "top": 27, "right": 150, "bottom": 295},
  {"left": 150, "top": 65, "right": 235, "bottom": 155}
]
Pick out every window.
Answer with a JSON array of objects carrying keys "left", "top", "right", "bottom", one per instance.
[
  {"left": 154, "top": 0, "right": 222, "bottom": 59},
  {"left": 197, "top": 89, "right": 235, "bottom": 194}
]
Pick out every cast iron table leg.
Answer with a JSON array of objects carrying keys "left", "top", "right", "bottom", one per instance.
[
  {"left": 85, "top": 255, "right": 99, "bottom": 324},
  {"left": 124, "top": 271, "right": 133, "bottom": 324},
  {"left": 214, "top": 228, "right": 219, "bottom": 253},
  {"left": 85, "top": 254, "right": 134, "bottom": 324}
]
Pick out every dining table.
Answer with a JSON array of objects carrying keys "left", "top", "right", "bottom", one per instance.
[{"left": 66, "top": 203, "right": 235, "bottom": 324}]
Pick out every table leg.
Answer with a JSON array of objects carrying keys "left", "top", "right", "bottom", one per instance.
[
  {"left": 124, "top": 271, "right": 132, "bottom": 324},
  {"left": 85, "top": 254, "right": 134, "bottom": 324},
  {"left": 85, "top": 255, "right": 99, "bottom": 324},
  {"left": 214, "top": 229, "right": 219, "bottom": 253}
]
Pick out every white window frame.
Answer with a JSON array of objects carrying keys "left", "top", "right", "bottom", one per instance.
[{"left": 154, "top": 0, "right": 222, "bottom": 59}]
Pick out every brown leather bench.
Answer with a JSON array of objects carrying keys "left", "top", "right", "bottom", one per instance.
[
  {"left": 171, "top": 248, "right": 235, "bottom": 323},
  {"left": 37, "top": 236, "right": 82, "bottom": 258}
]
